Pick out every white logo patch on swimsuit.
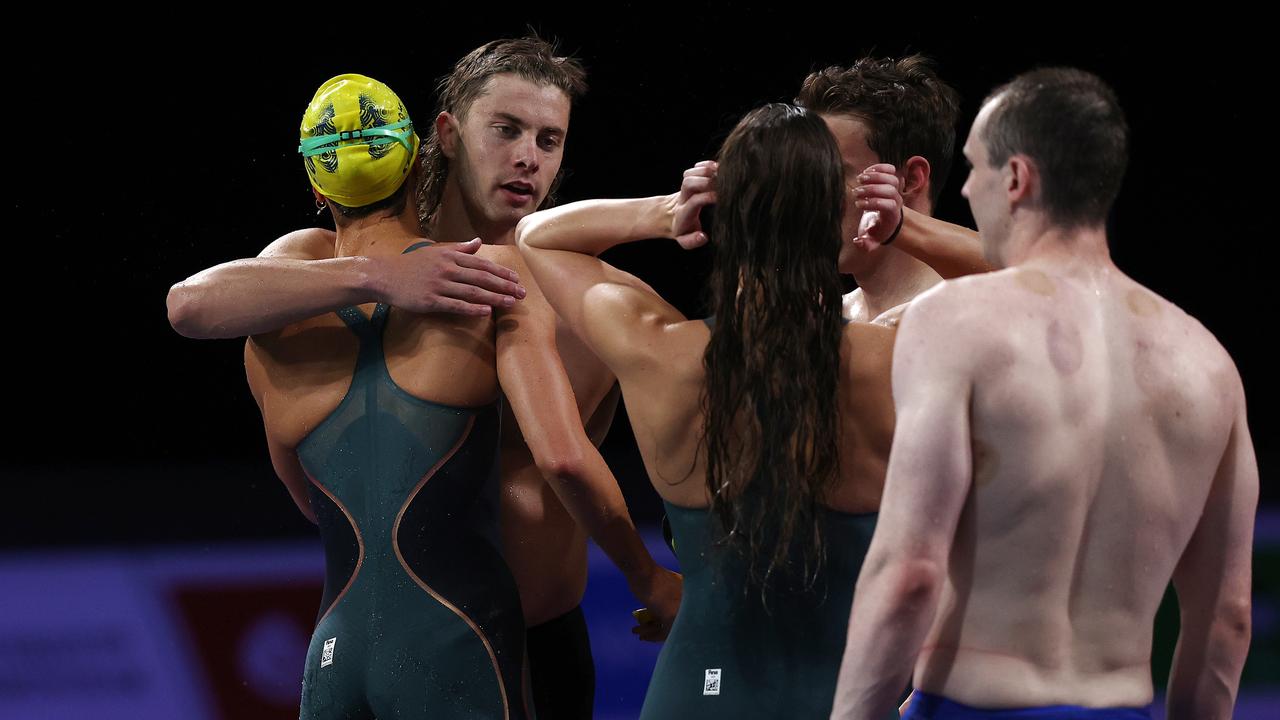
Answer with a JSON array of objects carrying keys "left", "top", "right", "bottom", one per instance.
[
  {"left": 321, "top": 637, "right": 337, "bottom": 667},
  {"left": 703, "top": 668, "right": 721, "bottom": 696}
]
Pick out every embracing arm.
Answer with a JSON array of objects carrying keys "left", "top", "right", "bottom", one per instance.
[
  {"left": 167, "top": 230, "right": 524, "bottom": 339},
  {"left": 1167, "top": 378, "right": 1257, "bottom": 720},
  {"left": 830, "top": 289, "right": 976, "bottom": 720}
]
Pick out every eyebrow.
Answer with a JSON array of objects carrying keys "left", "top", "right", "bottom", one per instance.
[{"left": 493, "top": 111, "right": 565, "bottom": 137}]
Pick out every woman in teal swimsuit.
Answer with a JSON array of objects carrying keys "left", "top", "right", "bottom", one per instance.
[{"left": 517, "top": 104, "right": 906, "bottom": 719}]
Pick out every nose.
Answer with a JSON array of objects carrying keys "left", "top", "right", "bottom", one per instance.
[{"left": 513, "top": 135, "right": 540, "bottom": 173}]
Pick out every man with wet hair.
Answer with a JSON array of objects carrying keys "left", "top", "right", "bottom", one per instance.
[
  {"left": 796, "top": 55, "right": 985, "bottom": 328},
  {"left": 830, "top": 68, "right": 1256, "bottom": 720},
  {"left": 168, "top": 37, "right": 680, "bottom": 720}
]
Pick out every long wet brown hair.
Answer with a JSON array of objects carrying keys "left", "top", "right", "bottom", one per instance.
[{"left": 703, "top": 104, "right": 847, "bottom": 596}]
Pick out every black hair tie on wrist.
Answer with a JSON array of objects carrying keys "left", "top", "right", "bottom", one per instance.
[{"left": 882, "top": 210, "right": 905, "bottom": 246}]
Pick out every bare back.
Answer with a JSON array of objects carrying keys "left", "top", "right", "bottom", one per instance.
[
  {"left": 244, "top": 241, "right": 509, "bottom": 512},
  {"left": 586, "top": 285, "right": 897, "bottom": 514},
  {"left": 910, "top": 264, "right": 1241, "bottom": 707}
]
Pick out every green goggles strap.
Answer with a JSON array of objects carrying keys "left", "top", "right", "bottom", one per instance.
[{"left": 299, "top": 118, "right": 414, "bottom": 157}]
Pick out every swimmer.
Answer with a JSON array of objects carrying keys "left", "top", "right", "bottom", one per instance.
[
  {"left": 517, "top": 104, "right": 910, "bottom": 719},
  {"left": 830, "top": 68, "right": 1257, "bottom": 720},
  {"left": 795, "top": 55, "right": 979, "bottom": 328},
  {"left": 166, "top": 38, "right": 681, "bottom": 719}
]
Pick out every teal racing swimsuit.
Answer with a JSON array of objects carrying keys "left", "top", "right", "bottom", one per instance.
[
  {"left": 641, "top": 501, "right": 892, "bottom": 719},
  {"left": 296, "top": 285, "right": 528, "bottom": 718}
]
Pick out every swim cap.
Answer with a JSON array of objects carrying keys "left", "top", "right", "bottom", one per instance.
[{"left": 299, "top": 74, "right": 420, "bottom": 208}]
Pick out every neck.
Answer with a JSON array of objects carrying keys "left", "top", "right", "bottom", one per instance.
[
  {"left": 1003, "top": 216, "right": 1113, "bottom": 271},
  {"left": 853, "top": 248, "right": 943, "bottom": 315},
  {"left": 332, "top": 202, "right": 422, "bottom": 258},
  {"left": 433, "top": 176, "right": 517, "bottom": 245}
]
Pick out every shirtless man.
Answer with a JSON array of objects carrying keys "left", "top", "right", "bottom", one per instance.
[
  {"left": 796, "top": 55, "right": 987, "bottom": 328},
  {"left": 167, "top": 38, "right": 679, "bottom": 719},
  {"left": 830, "top": 68, "right": 1256, "bottom": 720}
]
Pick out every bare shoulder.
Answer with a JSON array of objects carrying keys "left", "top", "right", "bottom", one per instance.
[
  {"left": 476, "top": 243, "right": 523, "bottom": 273},
  {"left": 899, "top": 272, "right": 1007, "bottom": 338},
  {"left": 1124, "top": 278, "right": 1242, "bottom": 392},
  {"left": 476, "top": 243, "right": 518, "bottom": 261},
  {"left": 842, "top": 288, "right": 865, "bottom": 321},
  {"left": 259, "top": 227, "right": 337, "bottom": 260}
]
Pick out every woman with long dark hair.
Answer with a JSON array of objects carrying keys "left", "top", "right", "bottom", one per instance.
[{"left": 517, "top": 104, "right": 903, "bottom": 718}]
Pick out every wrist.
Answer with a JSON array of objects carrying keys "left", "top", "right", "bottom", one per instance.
[
  {"left": 353, "top": 255, "right": 388, "bottom": 303},
  {"left": 882, "top": 210, "right": 905, "bottom": 246},
  {"left": 625, "top": 557, "right": 664, "bottom": 598},
  {"left": 656, "top": 193, "right": 680, "bottom": 239}
]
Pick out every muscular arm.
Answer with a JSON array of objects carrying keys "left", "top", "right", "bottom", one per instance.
[
  {"left": 167, "top": 229, "right": 524, "bottom": 338},
  {"left": 495, "top": 249, "right": 680, "bottom": 631},
  {"left": 1167, "top": 381, "right": 1258, "bottom": 720},
  {"left": 892, "top": 208, "right": 993, "bottom": 278},
  {"left": 516, "top": 194, "right": 686, "bottom": 336},
  {"left": 831, "top": 288, "right": 976, "bottom": 720}
]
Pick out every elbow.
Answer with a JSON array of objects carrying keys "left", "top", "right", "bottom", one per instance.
[
  {"left": 166, "top": 283, "right": 206, "bottom": 337},
  {"left": 513, "top": 216, "right": 532, "bottom": 252},
  {"left": 1214, "top": 595, "right": 1252, "bottom": 648},
  {"left": 168, "top": 281, "right": 233, "bottom": 338},
  {"left": 860, "top": 553, "right": 945, "bottom": 611},
  {"left": 533, "top": 445, "right": 590, "bottom": 485},
  {"left": 514, "top": 213, "right": 543, "bottom": 252}
]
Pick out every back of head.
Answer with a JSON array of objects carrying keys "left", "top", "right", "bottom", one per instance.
[
  {"left": 703, "top": 104, "right": 846, "bottom": 599},
  {"left": 796, "top": 55, "right": 960, "bottom": 206},
  {"left": 417, "top": 35, "right": 588, "bottom": 229},
  {"left": 299, "top": 73, "right": 420, "bottom": 220},
  {"left": 980, "top": 67, "right": 1129, "bottom": 229}
]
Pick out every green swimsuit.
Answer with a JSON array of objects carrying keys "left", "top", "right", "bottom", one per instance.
[
  {"left": 296, "top": 294, "right": 529, "bottom": 719},
  {"left": 640, "top": 501, "right": 894, "bottom": 720}
]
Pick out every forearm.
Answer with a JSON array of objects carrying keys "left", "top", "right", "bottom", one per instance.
[
  {"left": 539, "top": 447, "right": 661, "bottom": 594},
  {"left": 167, "top": 256, "right": 382, "bottom": 338},
  {"left": 831, "top": 556, "right": 943, "bottom": 720},
  {"left": 894, "top": 208, "right": 992, "bottom": 278},
  {"left": 1166, "top": 610, "right": 1251, "bottom": 719},
  {"left": 517, "top": 195, "right": 676, "bottom": 257}
]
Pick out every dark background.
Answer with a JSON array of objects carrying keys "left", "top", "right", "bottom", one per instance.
[{"left": 6, "top": 8, "right": 1271, "bottom": 548}]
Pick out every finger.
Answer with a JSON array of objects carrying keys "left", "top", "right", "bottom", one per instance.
[
  {"left": 676, "top": 231, "right": 709, "bottom": 249},
  {"left": 453, "top": 237, "right": 483, "bottom": 254},
  {"left": 681, "top": 176, "right": 714, "bottom": 195},
  {"left": 861, "top": 162, "right": 897, "bottom": 176},
  {"left": 856, "top": 171, "right": 900, "bottom": 188},
  {"left": 442, "top": 282, "right": 521, "bottom": 308},
  {"left": 427, "top": 297, "right": 494, "bottom": 317},
  {"left": 686, "top": 190, "right": 716, "bottom": 210},
  {"left": 673, "top": 192, "right": 717, "bottom": 235},
  {"left": 683, "top": 162, "right": 717, "bottom": 178},
  {"left": 452, "top": 253, "right": 521, "bottom": 284},
  {"left": 854, "top": 184, "right": 901, "bottom": 199},
  {"left": 855, "top": 198, "right": 900, "bottom": 214},
  {"left": 674, "top": 190, "right": 716, "bottom": 224},
  {"left": 450, "top": 266, "right": 526, "bottom": 298},
  {"left": 856, "top": 234, "right": 883, "bottom": 251}
]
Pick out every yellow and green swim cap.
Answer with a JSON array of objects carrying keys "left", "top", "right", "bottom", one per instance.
[{"left": 299, "top": 74, "right": 420, "bottom": 208}]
